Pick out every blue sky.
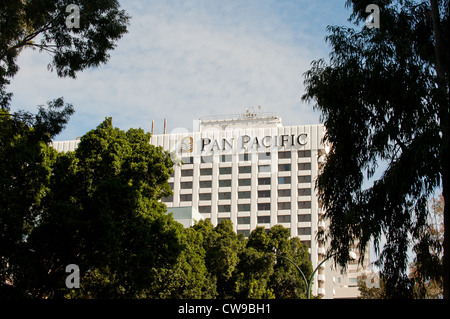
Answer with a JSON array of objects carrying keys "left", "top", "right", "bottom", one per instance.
[{"left": 8, "top": 0, "right": 354, "bottom": 141}]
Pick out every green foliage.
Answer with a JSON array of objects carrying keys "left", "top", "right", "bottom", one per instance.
[
  {"left": 302, "top": 0, "right": 449, "bottom": 298},
  {"left": 0, "top": 116, "right": 184, "bottom": 298},
  {"left": 0, "top": 99, "right": 74, "bottom": 298}
]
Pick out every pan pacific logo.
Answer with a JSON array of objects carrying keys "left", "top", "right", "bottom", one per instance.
[{"left": 180, "top": 136, "right": 194, "bottom": 153}]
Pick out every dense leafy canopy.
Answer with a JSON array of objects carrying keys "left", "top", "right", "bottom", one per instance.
[{"left": 0, "top": 99, "right": 74, "bottom": 297}]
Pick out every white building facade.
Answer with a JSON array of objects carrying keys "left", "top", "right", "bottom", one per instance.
[
  {"left": 51, "top": 111, "right": 369, "bottom": 298},
  {"left": 150, "top": 111, "right": 369, "bottom": 299}
]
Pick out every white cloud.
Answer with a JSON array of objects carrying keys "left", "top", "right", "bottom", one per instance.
[{"left": 7, "top": 0, "right": 351, "bottom": 140}]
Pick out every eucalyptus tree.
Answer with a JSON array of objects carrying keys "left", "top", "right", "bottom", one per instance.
[{"left": 302, "top": 0, "right": 448, "bottom": 298}]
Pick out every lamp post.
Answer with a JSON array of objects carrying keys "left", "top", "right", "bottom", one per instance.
[{"left": 278, "top": 251, "right": 356, "bottom": 299}]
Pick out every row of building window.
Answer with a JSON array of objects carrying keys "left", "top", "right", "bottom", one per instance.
[
  {"left": 215, "top": 215, "right": 312, "bottom": 225},
  {"left": 181, "top": 150, "right": 313, "bottom": 164},
  {"left": 171, "top": 175, "right": 312, "bottom": 189},
  {"left": 235, "top": 229, "right": 313, "bottom": 241},
  {"left": 202, "top": 188, "right": 312, "bottom": 200},
  {"left": 191, "top": 201, "right": 312, "bottom": 212},
  {"left": 196, "top": 202, "right": 311, "bottom": 213},
  {"left": 179, "top": 163, "right": 312, "bottom": 177},
  {"left": 164, "top": 188, "right": 312, "bottom": 202}
]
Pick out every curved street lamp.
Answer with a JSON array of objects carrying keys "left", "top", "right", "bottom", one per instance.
[{"left": 278, "top": 251, "right": 357, "bottom": 299}]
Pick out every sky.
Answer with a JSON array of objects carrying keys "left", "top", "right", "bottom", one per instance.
[{"left": 8, "top": 0, "right": 354, "bottom": 141}]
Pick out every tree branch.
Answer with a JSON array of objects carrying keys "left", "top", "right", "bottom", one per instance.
[{"left": 0, "top": 21, "right": 54, "bottom": 60}]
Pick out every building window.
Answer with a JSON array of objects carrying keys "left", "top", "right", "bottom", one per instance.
[
  {"left": 219, "top": 167, "right": 232, "bottom": 175},
  {"left": 237, "top": 217, "right": 250, "bottom": 224},
  {"left": 298, "top": 175, "right": 311, "bottom": 183},
  {"left": 237, "top": 229, "right": 250, "bottom": 237},
  {"left": 238, "top": 204, "right": 250, "bottom": 211},
  {"left": 301, "top": 240, "right": 311, "bottom": 248},
  {"left": 220, "top": 154, "right": 232, "bottom": 162},
  {"left": 298, "top": 188, "right": 311, "bottom": 196},
  {"left": 258, "top": 165, "right": 271, "bottom": 173},
  {"left": 298, "top": 227, "right": 311, "bottom": 235},
  {"left": 238, "top": 178, "right": 251, "bottom": 186},
  {"left": 278, "top": 151, "right": 291, "bottom": 159},
  {"left": 218, "top": 192, "right": 231, "bottom": 200},
  {"left": 278, "top": 164, "right": 291, "bottom": 171},
  {"left": 298, "top": 163, "right": 311, "bottom": 171},
  {"left": 198, "top": 206, "right": 211, "bottom": 213},
  {"left": 278, "top": 176, "right": 291, "bottom": 184},
  {"left": 257, "top": 216, "right": 270, "bottom": 224},
  {"left": 277, "top": 202, "right": 291, "bottom": 210},
  {"left": 298, "top": 150, "right": 311, "bottom": 158},
  {"left": 259, "top": 152, "right": 271, "bottom": 160},
  {"left": 278, "top": 215, "right": 291, "bottom": 223},
  {"left": 218, "top": 205, "right": 231, "bottom": 212},
  {"left": 181, "top": 169, "right": 193, "bottom": 177},
  {"left": 258, "top": 190, "right": 270, "bottom": 198},
  {"left": 298, "top": 214, "right": 311, "bottom": 222},
  {"left": 199, "top": 193, "right": 211, "bottom": 201},
  {"left": 201, "top": 156, "right": 213, "bottom": 163},
  {"left": 278, "top": 189, "right": 290, "bottom": 197},
  {"left": 168, "top": 183, "right": 174, "bottom": 190},
  {"left": 258, "top": 177, "right": 271, "bottom": 185},
  {"left": 180, "top": 182, "right": 193, "bottom": 189},
  {"left": 200, "top": 168, "right": 212, "bottom": 175},
  {"left": 218, "top": 217, "right": 230, "bottom": 224},
  {"left": 219, "top": 179, "right": 231, "bottom": 187},
  {"left": 239, "top": 153, "right": 252, "bottom": 162},
  {"left": 162, "top": 196, "right": 173, "bottom": 202},
  {"left": 239, "top": 166, "right": 251, "bottom": 174},
  {"left": 258, "top": 203, "right": 270, "bottom": 211},
  {"left": 199, "top": 180, "right": 212, "bottom": 188},
  {"left": 238, "top": 191, "right": 251, "bottom": 199},
  {"left": 180, "top": 194, "right": 192, "bottom": 202},
  {"left": 298, "top": 201, "right": 311, "bottom": 209},
  {"left": 182, "top": 157, "right": 193, "bottom": 164},
  {"left": 349, "top": 278, "right": 358, "bottom": 286}
]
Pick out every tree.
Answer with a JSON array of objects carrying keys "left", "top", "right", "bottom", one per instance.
[
  {"left": 245, "top": 225, "right": 312, "bottom": 299},
  {"left": 147, "top": 227, "right": 217, "bottom": 299},
  {"left": 2, "top": 117, "right": 185, "bottom": 298},
  {"left": 193, "top": 222, "right": 312, "bottom": 299},
  {"left": 410, "top": 193, "right": 444, "bottom": 298},
  {"left": 302, "top": 0, "right": 448, "bottom": 298},
  {"left": 0, "top": 0, "right": 130, "bottom": 110},
  {"left": 267, "top": 226, "right": 312, "bottom": 299},
  {"left": 197, "top": 219, "right": 246, "bottom": 298},
  {"left": 0, "top": 99, "right": 74, "bottom": 298},
  {"left": 358, "top": 274, "right": 387, "bottom": 299}
]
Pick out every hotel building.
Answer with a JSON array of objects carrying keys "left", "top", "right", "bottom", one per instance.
[{"left": 51, "top": 110, "right": 370, "bottom": 298}]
